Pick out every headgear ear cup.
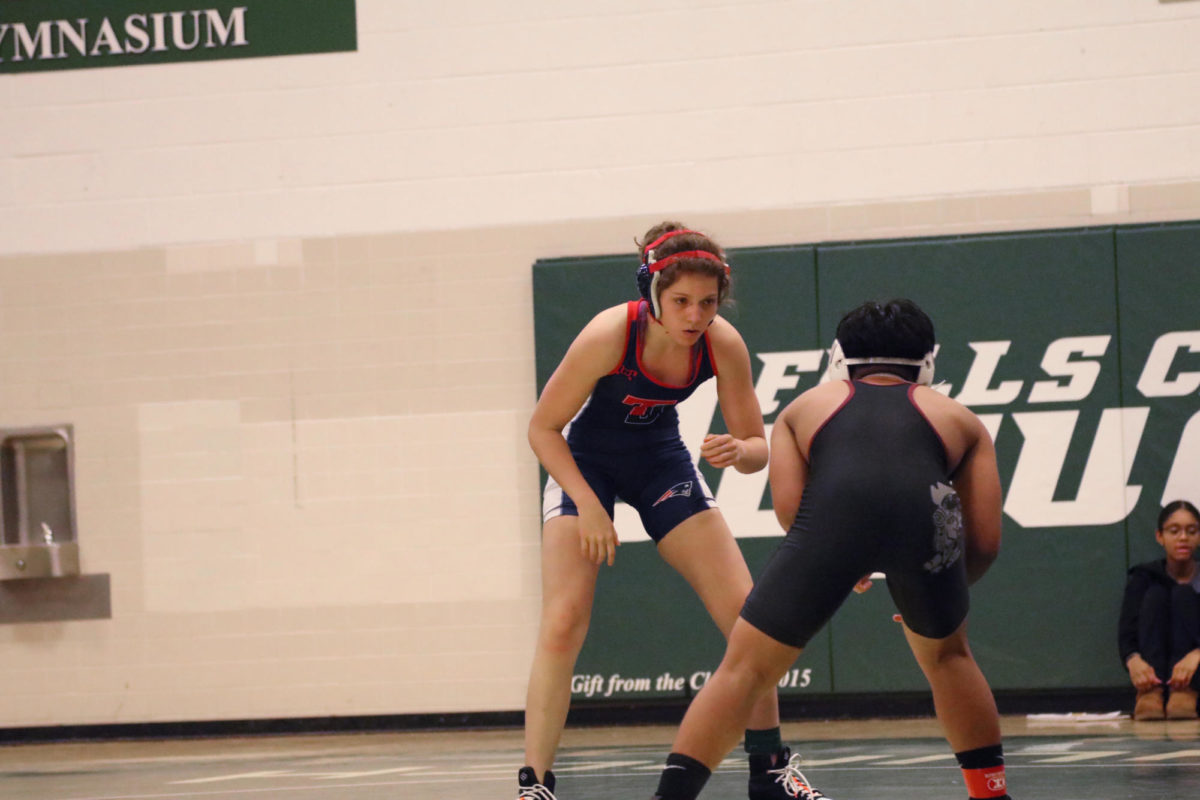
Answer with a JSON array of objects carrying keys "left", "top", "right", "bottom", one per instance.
[
  {"left": 825, "top": 339, "right": 851, "bottom": 382},
  {"left": 917, "top": 348, "right": 936, "bottom": 386},
  {"left": 635, "top": 262, "right": 662, "bottom": 318}
]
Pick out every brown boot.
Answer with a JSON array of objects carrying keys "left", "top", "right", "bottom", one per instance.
[
  {"left": 1134, "top": 686, "right": 1166, "bottom": 720},
  {"left": 1166, "top": 687, "right": 1199, "bottom": 719}
]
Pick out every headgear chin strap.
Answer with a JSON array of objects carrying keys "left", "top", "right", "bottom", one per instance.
[
  {"left": 824, "top": 339, "right": 936, "bottom": 386},
  {"left": 636, "top": 229, "right": 729, "bottom": 318}
]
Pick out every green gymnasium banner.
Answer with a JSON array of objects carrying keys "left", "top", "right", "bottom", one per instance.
[
  {"left": 532, "top": 222, "right": 1200, "bottom": 702},
  {"left": 0, "top": 1, "right": 356, "bottom": 73}
]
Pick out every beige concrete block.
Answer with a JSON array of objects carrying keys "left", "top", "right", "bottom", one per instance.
[
  {"left": 301, "top": 237, "right": 338, "bottom": 265},
  {"left": 975, "top": 188, "right": 1092, "bottom": 222},
  {"left": 828, "top": 203, "right": 872, "bottom": 236},
  {"left": 1129, "top": 180, "right": 1200, "bottom": 213}
]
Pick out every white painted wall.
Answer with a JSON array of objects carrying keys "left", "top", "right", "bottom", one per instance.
[
  {"left": 0, "top": 0, "right": 1198, "bottom": 727},
  {"left": 6, "top": 0, "right": 1200, "bottom": 256}
]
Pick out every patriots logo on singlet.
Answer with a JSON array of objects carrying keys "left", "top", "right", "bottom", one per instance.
[
  {"left": 653, "top": 481, "right": 693, "bottom": 507},
  {"left": 622, "top": 394, "right": 678, "bottom": 425}
]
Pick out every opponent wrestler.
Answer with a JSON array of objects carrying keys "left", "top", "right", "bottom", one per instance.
[{"left": 650, "top": 299, "right": 1011, "bottom": 800}]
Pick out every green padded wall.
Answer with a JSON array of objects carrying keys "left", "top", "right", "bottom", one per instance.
[{"left": 530, "top": 222, "right": 1200, "bottom": 702}]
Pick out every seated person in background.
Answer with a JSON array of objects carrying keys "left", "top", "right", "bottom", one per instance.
[{"left": 1118, "top": 499, "right": 1200, "bottom": 720}]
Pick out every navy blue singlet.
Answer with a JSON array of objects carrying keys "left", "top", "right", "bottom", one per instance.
[
  {"left": 543, "top": 301, "right": 719, "bottom": 542},
  {"left": 566, "top": 300, "right": 717, "bottom": 451}
]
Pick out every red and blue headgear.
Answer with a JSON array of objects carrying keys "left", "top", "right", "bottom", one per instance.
[{"left": 636, "top": 229, "right": 730, "bottom": 318}]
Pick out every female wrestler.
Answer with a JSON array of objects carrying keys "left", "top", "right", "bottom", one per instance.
[{"left": 519, "top": 223, "right": 826, "bottom": 800}]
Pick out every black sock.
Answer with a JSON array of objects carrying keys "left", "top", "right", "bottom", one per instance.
[
  {"left": 954, "top": 744, "right": 1004, "bottom": 770},
  {"left": 518, "top": 766, "right": 555, "bottom": 791},
  {"left": 652, "top": 752, "right": 711, "bottom": 800},
  {"left": 743, "top": 726, "right": 784, "bottom": 755}
]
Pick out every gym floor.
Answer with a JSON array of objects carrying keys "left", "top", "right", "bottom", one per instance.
[{"left": 0, "top": 715, "right": 1196, "bottom": 800}]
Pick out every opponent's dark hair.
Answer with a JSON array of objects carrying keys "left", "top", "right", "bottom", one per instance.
[
  {"left": 835, "top": 299, "right": 936, "bottom": 382},
  {"left": 636, "top": 221, "right": 731, "bottom": 306},
  {"left": 1157, "top": 499, "right": 1200, "bottom": 531}
]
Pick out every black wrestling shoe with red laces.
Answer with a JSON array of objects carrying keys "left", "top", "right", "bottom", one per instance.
[{"left": 748, "top": 748, "right": 831, "bottom": 800}]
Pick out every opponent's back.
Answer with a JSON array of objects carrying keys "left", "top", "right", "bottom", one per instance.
[
  {"left": 806, "top": 381, "right": 949, "bottom": 526},
  {"left": 771, "top": 375, "right": 1001, "bottom": 585}
]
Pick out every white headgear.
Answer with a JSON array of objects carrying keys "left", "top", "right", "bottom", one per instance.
[{"left": 824, "top": 339, "right": 936, "bottom": 386}]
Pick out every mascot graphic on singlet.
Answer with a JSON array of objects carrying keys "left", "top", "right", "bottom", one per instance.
[
  {"left": 924, "top": 482, "right": 964, "bottom": 574},
  {"left": 622, "top": 394, "right": 679, "bottom": 425},
  {"left": 652, "top": 481, "right": 694, "bottom": 507}
]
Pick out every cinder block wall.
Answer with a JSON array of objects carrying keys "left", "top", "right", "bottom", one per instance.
[{"left": 1, "top": 1, "right": 1198, "bottom": 726}]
